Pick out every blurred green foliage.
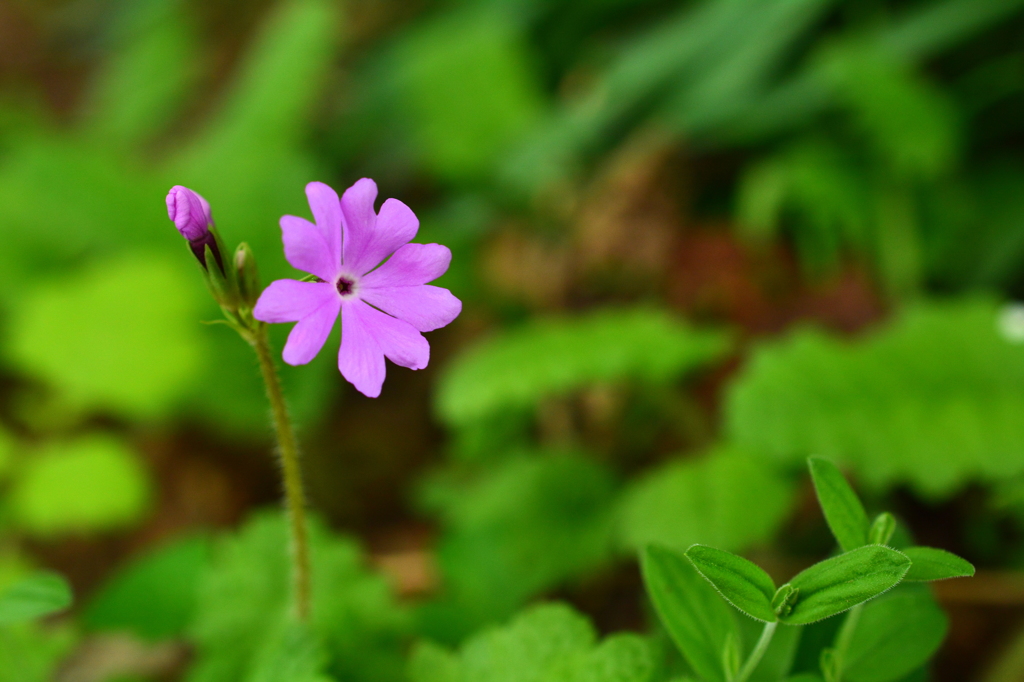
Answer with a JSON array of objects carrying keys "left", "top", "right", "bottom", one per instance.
[
  {"left": 409, "top": 602, "right": 658, "bottom": 682},
  {"left": 727, "top": 299, "right": 1024, "bottom": 496},
  {"left": 1, "top": 0, "right": 1024, "bottom": 677},
  {"left": 187, "top": 512, "right": 408, "bottom": 682},
  {"left": 10, "top": 437, "right": 151, "bottom": 536}
]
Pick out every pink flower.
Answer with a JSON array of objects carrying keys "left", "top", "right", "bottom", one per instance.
[
  {"left": 166, "top": 185, "right": 222, "bottom": 271},
  {"left": 253, "top": 179, "right": 462, "bottom": 397}
]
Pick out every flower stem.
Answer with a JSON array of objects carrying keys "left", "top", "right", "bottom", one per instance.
[
  {"left": 734, "top": 621, "right": 777, "bottom": 682},
  {"left": 252, "top": 324, "right": 312, "bottom": 622},
  {"left": 829, "top": 603, "right": 864, "bottom": 682}
]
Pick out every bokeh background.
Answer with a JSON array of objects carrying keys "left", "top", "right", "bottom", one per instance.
[{"left": 1, "top": 0, "right": 1024, "bottom": 679}]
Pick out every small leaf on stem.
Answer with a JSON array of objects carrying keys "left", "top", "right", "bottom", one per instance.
[
  {"left": 685, "top": 545, "right": 778, "bottom": 622},
  {"left": 902, "top": 546, "right": 975, "bottom": 582},
  {"left": 808, "top": 457, "right": 870, "bottom": 553},
  {"left": 782, "top": 545, "right": 911, "bottom": 625},
  {"left": 868, "top": 512, "right": 897, "bottom": 546}
]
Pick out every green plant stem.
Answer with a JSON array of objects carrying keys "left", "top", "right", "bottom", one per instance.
[
  {"left": 252, "top": 324, "right": 312, "bottom": 622},
  {"left": 830, "top": 603, "right": 864, "bottom": 682},
  {"left": 734, "top": 621, "right": 777, "bottom": 682}
]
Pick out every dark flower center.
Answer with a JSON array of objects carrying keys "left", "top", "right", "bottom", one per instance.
[{"left": 336, "top": 276, "right": 355, "bottom": 296}]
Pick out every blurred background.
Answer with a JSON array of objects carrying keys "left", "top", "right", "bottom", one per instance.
[{"left": 1, "top": 0, "right": 1024, "bottom": 679}]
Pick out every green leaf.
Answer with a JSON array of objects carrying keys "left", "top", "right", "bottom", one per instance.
[
  {"left": 843, "top": 587, "right": 948, "bottom": 682},
  {"left": 867, "top": 513, "right": 897, "bottom": 546},
  {"left": 618, "top": 448, "right": 794, "bottom": 555},
  {"left": 437, "top": 308, "right": 730, "bottom": 427},
  {"left": 727, "top": 298, "right": 1024, "bottom": 497},
  {"left": 808, "top": 457, "right": 871, "bottom": 553},
  {"left": 0, "top": 573, "right": 72, "bottom": 625},
  {"left": 246, "top": 622, "right": 329, "bottom": 682},
  {"left": 10, "top": 437, "right": 152, "bottom": 536},
  {"left": 396, "top": 9, "right": 544, "bottom": 182},
  {"left": 83, "top": 0, "right": 200, "bottom": 146},
  {"left": 84, "top": 534, "right": 210, "bottom": 640},
  {"left": 0, "top": 428, "right": 13, "bottom": 481},
  {"left": 408, "top": 602, "right": 656, "bottom": 682},
  {"left": 6, "top": 253, "right": 204, "bottom": 420},
  {"left": 0, "top": 622, "right": 76, "bottom": 682},
  {"left": 188, "top": 512, "right": 408, "bottom": 682},
  {"left": 685, "top": 545, "right": 777, "bottom": 622},
  {"left": 902, "top": 546, "right": 975, "bottom": 582},
  {"left": 783, "top": 546, "right": 911, "bottom": 625},
  {"left": 641, "top": 544, "right": 738, "bottom": 682},
  {"left": 419, "top": 453, "right": 615, "bottom": 637}
]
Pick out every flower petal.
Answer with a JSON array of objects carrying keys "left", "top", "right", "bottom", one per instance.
[
  {"left": 342, "top": 180, "right": 419, "bottom": 275},
  {"left": 359, "top": 301, "right": 430, "bottom": 369},
  {"left": 281, "top": 215, "right": 338, "bottom": 280},
  {"left": 361, "top": 243, "right": 452, "bottom": 288},
  {"left": 305, "top": 181, "right": 342, "bottom": 267},
  {"left": 282, "top": 296, "right": 341, "bottom": 366},
  {"left": 340, "top": 178, "right": 378, "bottom": 270},
  {"left": 338, "top": 300, "right": 385, "bottom": 398},
  {"left": 253, "top": 280, "right": 336, "bottom": 323},
  {"left": 360, "top": 285, "right": 462, "bottom": 332},
  {"left": 338, "top": 300, "right": 430, "bottom": 397}
]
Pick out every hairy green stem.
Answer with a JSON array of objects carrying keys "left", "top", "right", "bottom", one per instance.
[
  {"left": 253, "top": 325, "right": 312, "bottom": 622},
  {"left": 735, "top": 621, "right": 777, "bottom": 682}
]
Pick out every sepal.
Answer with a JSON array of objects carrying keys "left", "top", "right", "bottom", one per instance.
[{"left": 235, "top": 242, "right": 262, "bottom": 309}]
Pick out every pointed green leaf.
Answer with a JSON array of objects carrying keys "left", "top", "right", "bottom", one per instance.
[
  {"left": 685, "top": 545, "right": 778, "bottom": 622},
  {"left": 902, "top": 547, "right": 975, "bottom": 582},
  {"left": 783, "top": 546, "right": 911, "bottom": 625},
  {"left": 808, "top": 458, "right": 870, "bottom": 552},
  {"left": 843, "top": 587, "right": 947, "bottom": 682},
  {"left": 0, "top": 572, "right": 72, "bottom": 625},
  {"left": 641, "top": 545, "right": 738, "bottom": 682},
  {"left": 867, "top": 513, "right": 897, "bottom": 546}
]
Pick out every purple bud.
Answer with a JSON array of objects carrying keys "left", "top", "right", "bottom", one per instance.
[
  {"left": 166, "top": 185, "right": 223, "bottom": 272},
  {"left": 166, "top": 185, "right": 213, "bottom": 241}
]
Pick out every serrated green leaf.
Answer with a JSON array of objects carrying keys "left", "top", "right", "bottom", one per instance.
[
  {"left": 437, "top": 308, "right": 730, "bottom": 426},
  {"left": 808, "top": 457, "right": 871, "bottom": 552},
  {"left": 685, "top": 545, "right": 777, "bottom": 622},
  {"left": 409, "top": 602, "right": 655, "bottom": 682},
  {"left": 10, "top": 437, "right": 151, "bottom": 536},
  {"left": 843, "top": 587, "right": 947, "bottom": 682},
  {"left": 902, "top": 546, "right": 975, "bottom": 582},
  {"left": 618, "top": 448, "right": 794, "bottom": 555},
  {"left": 783, "top": 546, "right": 911, "bottom": 625},
  {"left": 188, "top": 512, "right": 408, "bottom": 682},
  {"left": 727, "top": 298, "right": 1024, "bottom": 497},
  {"left": 641, "top": 545, "right": 738, "bottom": 682},
  {"left": 0, "top": 572, "right": 72, "bottom": 625},
  {"left": 246, "top": 622, "right": 328, "bottom": 682},
  {"left": 84, "top": 534, "right": 210, "bottom": 639}
]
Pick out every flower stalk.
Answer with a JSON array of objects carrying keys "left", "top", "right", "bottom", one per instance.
[
  {"left": 166, "top": 186, "right": 312, "bottom": 621},
  {"left": 733, "top": 621, "right": 777, "bottom": 682},
  {"left": 252, "top": 323, "right": 312, "bottom": 622}
]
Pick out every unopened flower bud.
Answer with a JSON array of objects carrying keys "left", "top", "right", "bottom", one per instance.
[
  {"left": 166, "top": 185, "right": 223, "bottom": 273},
  {"left": 234, "top": 242, "right": 261, "bottom": 308},
  {"left": 167, "top": 185, "right": 212, "bottom": 240}
]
